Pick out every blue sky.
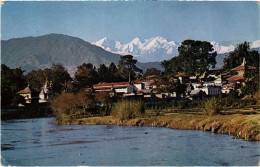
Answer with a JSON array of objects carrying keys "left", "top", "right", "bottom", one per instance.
[{"left": 1, "top": 1, "right": 259, "bottom": 44}]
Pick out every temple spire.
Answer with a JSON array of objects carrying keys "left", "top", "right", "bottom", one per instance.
[{"left": 241, "top": 57, "right": 246, "bottom": 66}]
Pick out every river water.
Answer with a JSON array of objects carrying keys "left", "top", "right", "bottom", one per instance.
[{"left": 1, "top": 117, "right": 259, "bottom": 166}]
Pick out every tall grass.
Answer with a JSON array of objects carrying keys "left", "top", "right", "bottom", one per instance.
[
  {"left": 204, "top": 97, "right": 222, "bottom": 116},
  {"left": 111, "top": 100, "right": 145, "bottom": 120}
]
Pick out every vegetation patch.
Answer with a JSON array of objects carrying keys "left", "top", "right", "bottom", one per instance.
[{"left": 111, "top": 100, "right": 145, "bottom": 120}]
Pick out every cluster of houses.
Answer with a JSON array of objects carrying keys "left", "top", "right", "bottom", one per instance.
[
  {"left": 18, "top": 58, "right": 256, "bottom": 105},
  {"left": 92, "top": 58, "right": 256, "bottom": 101}
]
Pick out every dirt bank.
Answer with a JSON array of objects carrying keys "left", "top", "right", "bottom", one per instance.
[{"left": 58, "top": 113, "right": 260, "bottom": 141}]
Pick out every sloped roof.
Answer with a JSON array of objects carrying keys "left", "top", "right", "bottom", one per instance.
[
  {"left": 232, "top": 65, "right": 256, "bottom": 71},
  {"left": 93, "top": 82, "right": 130, "bottom": 90},
  {"left": 222, "top": 83, "right": 234, "bottom": 88},
  {"left": 227, "top": 75, "right": 244, "bottom": 81},
  {"left": 175, "top": 73, "right": 188, "bottom": 77},
  {"left": 190, "top": 90, "right": 200, "bottom": 95},
  {"left": 94, "top": 82, "right": 129, "bottom": 87},
  {"left": 18, "top": 86, "right": 31, "bottom": 94}
]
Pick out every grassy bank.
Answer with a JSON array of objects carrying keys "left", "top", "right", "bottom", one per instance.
[{"left": 59, "top": 108, "right": 260, "bottom": 141}]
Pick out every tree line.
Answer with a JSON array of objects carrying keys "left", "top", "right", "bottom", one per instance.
[{"left": 1, "top": 40, "right": 259, "bottom": 109}]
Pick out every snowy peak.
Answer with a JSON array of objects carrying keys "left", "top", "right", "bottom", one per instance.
[
  {"left": 93, "top": 37, "right": 121, "bottom": 52},
  {"left": 250, "top": 40, "right": 260, "bottom": 49},
  {"left": 93, "top": 36, "right": 179, "bottom": 62},
  {"left": 93, "top": 37, "right": 259, "bottom": 63},
  {"left": 210, "top": 41, "right": 235, "bottom": 54}
]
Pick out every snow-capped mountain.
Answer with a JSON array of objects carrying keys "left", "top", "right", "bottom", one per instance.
[
  {"left": 93, "top": 37, "right": 179, "bottom": 62},
  {"left": 210, "top": 41, "right": 235, "bottom": 54},
  {"left": 250, "top": 40, "right": 260, "bottom": 49},
  {"left": 93, "top": 37, "right": 259, "bottom": 63}
]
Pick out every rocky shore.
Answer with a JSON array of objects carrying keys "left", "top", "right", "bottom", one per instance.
[{"left": 57, "top": 113, "right": 260, "bottom": 141}]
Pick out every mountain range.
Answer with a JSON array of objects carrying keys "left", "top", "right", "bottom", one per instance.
[
  {"left": 93, "top": 37, "right": 260, "bottom": 63},
  {"left": 1, "top": 34, "right": 162, "bottom": 75},
  {"left": 2, "top": 33, "right": 259, "bottom": 76}
]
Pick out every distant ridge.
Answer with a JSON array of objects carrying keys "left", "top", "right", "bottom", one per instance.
[
  {"left": 1, "top": 34, "right": 162, "bottom": 74},
  {"left": 2, "top": 34, "right": 259, "bottom": 74}
]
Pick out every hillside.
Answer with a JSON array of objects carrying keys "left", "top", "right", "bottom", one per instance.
[
  {"left": 2, "top": 34, "right": 163, "bottom": 74},
  {"left": 2, "top": 34, "right": 258, "bottom": 74},
  {"left": 1, "top": 34, "right": 123, "bottom": 74}
]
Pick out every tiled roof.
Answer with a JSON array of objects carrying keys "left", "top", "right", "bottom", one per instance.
[
  {"left": 175, "top": 73, "right": 188, "bottom": 77},
  {"left": 222, "top": 83, "right": 234, "bottom": 88},
  {"left": 94, "top": 82, "right": 129, "bottom": 87},
  {"left": 18, "top": 87, "right": 31, "bottom": 94},
  {"left": 93, "top": 82, "right": 130, "bottom": 90},
  {"left": 227, "top": 75, "right": 244, "bottom": 81},
  {"left": 232, "top": 65, "right": 256, "bottom": 71}
]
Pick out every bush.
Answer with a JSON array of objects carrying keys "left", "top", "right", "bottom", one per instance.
[
  {"left": 111, "top": 100, "right": 144, "bottom": 120},
  {"left": 51, "top": 90, "right": 96, "bottom": 121},
  {"left": 204, "top": 97, "right": 222, "bottom": 116}
]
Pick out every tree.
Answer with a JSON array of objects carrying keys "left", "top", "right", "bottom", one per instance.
[
  {"left": 156, "top": 77, "right": 186, "bottom": 98},
  {"left": 49, "top": 64, "right": 72, "bottom": 93},
  {"left": 1, "top": 64, "right": 26, "bottom": 108},
  {"left": 108, "top": 62, "right": 124, "bottom": 82},
  {"left": 223, "top": 42, "right": 259, "bottom": 72},
  {"left": 162, "top": 40, "right": 217, "bottom": 76},
  {"left": 98, "top": 64, "right": 110, "bottom": 83},
  {"left": 95, "top": 91, "right": 113, "bottom": 116},
  {"left": 74, "top": 63, "right": 99, "bottom": 90},
  {"left": 117, "top": 55, "right": 143, "bottom": 81},
  {"left": 77, "top": 89, "right": 95, "bottom": 108},
  {"left": 26, "top": 69, "right": 46, "bottom": 93},
  {"left": 223, "top": 42, "right": 260, "bottom": 95},
  {"left": 144, "top": 68, "right": 161, "bottom": 76}
]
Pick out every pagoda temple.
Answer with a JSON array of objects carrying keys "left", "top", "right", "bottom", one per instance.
[{"left": 227, "top": 58, "right": 256, "bottom": 83}]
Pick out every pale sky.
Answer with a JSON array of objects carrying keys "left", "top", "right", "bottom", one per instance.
[{"left": 1, "top": 1, "right": 259, "bottom": 44}]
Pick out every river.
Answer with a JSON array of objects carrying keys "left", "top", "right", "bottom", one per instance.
[{"left": 1, "top": 117, "right": 259, "bottom": 166}]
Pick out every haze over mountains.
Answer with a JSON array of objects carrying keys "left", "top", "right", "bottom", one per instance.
[{"left": 2, "top": 33, "right": 259, "bottom": 75}]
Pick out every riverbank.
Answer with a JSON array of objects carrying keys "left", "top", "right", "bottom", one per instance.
[
  {"left": 1, "top": 103, "right": 53, "bottom": 120},
  {"left": 57, "top": 108, "right": 260, "bottom": 141}
]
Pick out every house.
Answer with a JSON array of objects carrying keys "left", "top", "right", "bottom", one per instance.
[
  {"left": 221, "top": 83, "right": 234, "bottom": 94},
  {"left": 39, "top": 81, "right": 53, "bottom": 103},
  {"left": 200, "top": 86, "right": 222, "bottom": 96},
  {"left": 191, "top": 82, "right": 221, "bottom": 96},
  {"left": 187, "top": 90, "right": 207, "bottom": 100},
  {"left": 18, "top": 86, "right": 32, "bottom": 104},
  {"left": 227, "top": 58, "right": 256, "bottom": 84},
  {"left": 18, "top": 85, "right": 40, "bottom": 106},
  {"left": 175, "top": 73, "right": 189, "bottom": 84},
  {"left": 93, "top": 82, "right": 145, "bottom": 96}
]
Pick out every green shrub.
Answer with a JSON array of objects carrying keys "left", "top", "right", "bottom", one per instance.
[
  {"left": 204, "top": 97, "right": 222, "bottom": 116},
  {"left": 111, "top": 100, "right": 144, "bottom": 120}
]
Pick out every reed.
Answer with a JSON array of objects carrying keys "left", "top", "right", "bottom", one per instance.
[{"left": 111, "top": 99, "right": 145, "bottom": 120}]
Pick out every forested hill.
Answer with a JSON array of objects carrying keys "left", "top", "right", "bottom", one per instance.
[{"left": 2, "top": 33, "right": 162, "bottom": 74}]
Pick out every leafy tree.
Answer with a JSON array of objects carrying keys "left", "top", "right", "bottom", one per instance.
[
  {"left": 156, "top": 77, "right": 186, "bottom": 98},
  {"left": 144, "top": 68, "right": 161, "bottom": 76},
  {"left": 98, "top": 64, "right": 110, "bottom": 83},
  {"left": 95, "top": 91, "right": 113, "bottom": 116},
  {"left": 77, "top": 89, "right": 95, "bottom": 108},
  {"left": 74, "top": 63, "right": 98, "bottom": 90},
  {"left": 108, "top": 62, "right": 124, "bottom": 82},
  {"left": 49, "top": 64, "right": 72, "bottom": 93},
  {"left": 223, "top": 42, "right": 259, "bottom": 72},
  {"left": 1, "top": 64, "right": 26, "bottom": 108},
  {"left": 117, "top": 55, "right": 143, "bottom": 81},
  {"left": 223, "top": 42, "right": 259, "bottom": 95},
  {"left": 162, "top": 40, "right": 217, "bottom": 76},
  {"left": 26, "top": 69, "right": 46, "bottom": 93}
]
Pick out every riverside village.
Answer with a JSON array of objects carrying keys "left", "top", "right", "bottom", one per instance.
[
  {"left": 2, "top": 39, "right": 260, "bottom": 143},
  {"left": 2, "top": 1, "right": 260, "bottom": 166}
]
